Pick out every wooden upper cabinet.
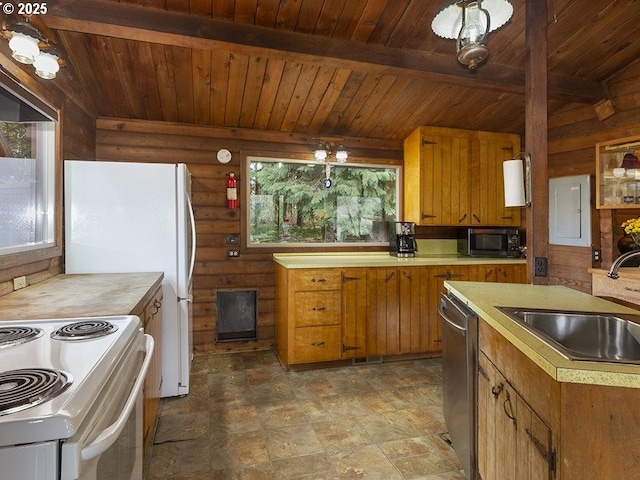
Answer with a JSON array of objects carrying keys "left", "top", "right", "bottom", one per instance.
[{"left": 403, "top": 126, "right": 521, "bottom": 226}]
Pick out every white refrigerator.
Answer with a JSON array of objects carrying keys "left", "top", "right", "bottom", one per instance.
[{"left": 64, "top": 160, "right": 196, "bottom": 397}]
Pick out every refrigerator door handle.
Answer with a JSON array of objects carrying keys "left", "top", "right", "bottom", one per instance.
[{"left": 186, "top": 190, "right": 196, "bottom": 284}]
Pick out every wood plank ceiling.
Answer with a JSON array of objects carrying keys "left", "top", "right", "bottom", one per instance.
[{"left": 28, "top": 0, "right": 640, "bottom": 143}]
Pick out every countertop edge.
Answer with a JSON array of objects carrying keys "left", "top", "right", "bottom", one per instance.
[
  {"left": 273, "top": 252, "right": 526, "bottom": 268},
  {"left": 445, "top": 281, "right": 640, "bottom": 389}
]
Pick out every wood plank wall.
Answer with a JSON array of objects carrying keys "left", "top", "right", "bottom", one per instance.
[
  {"left": 0, "top": 51, "right": 97, "bottom": 295},
  {"left": 95, "top": 119, "right": 403, "bottom": 352},
  {"left": 547, "top": 61, "right": 640, "bottom": 293}
]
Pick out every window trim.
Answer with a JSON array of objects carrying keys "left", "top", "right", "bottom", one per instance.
[{"left": 242, "top": 152, "right": 402, "bottom": 252}]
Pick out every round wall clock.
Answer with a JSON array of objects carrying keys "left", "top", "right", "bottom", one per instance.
[{"left": 217, "top": 148, "right": 232, "bottom": 164}]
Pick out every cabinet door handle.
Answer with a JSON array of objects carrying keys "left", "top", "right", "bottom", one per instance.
[
  {"left": 311, "top": 306, "right": 327, "bottom": 312},
  {"left": 525, "top": 428, "right": 557, "bottom": 474},
  {"left": 422, "top": 213, "right": 436, "bottom": 219},
  {"left": 503, "top": 390, "right": 517, "bottom": 429},
  {"left": 342, "top": 344, "right": 360, "bottom": 352},
  {"left": 311, "top": 341, "right": 326, "bottom": 347},
  {"left": 472, "top": 214, "right": 481, "bottom": 223},
  {"left": 458, "top": 213, "right": 468, "bottom": 223},
  {"left": 311, "top": 278, "right": 326, "bottom": 283},
  {"left": 385, "top": 272, "right": 396, "bottom": 282},
  {"left": 152, "top": 300, "right": 161, "bottom": 315},
  {"left": 491, "top": 383, "right": 503, "bottom": 398},
  {"left": 402, "top": 271, "right": 412, "bottom": 280},
  {"left": 342, "top": 275, "right": 361, "bottom": 283},
  {"left": 501, "top": 215, "right": 514, "bottom": 220}
]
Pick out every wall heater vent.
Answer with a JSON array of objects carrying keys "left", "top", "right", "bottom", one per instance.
[{"left": 216, "top": 289, "right": 258, "bottom": 342}]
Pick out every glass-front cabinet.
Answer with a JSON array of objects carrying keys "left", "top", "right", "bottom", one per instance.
[{"left": 596, "top": 135, "right": 640, "bottom": 209}]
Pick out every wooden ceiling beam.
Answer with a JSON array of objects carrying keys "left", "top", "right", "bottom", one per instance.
[{"left": 45, "top": 0, "right": 606, "bottom": 104}]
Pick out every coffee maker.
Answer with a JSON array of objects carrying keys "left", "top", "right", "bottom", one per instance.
[{"left": 389, "top": 221, "right": 417, "bottom": 257}]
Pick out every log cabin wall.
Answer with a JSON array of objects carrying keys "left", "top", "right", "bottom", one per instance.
[
  {"left": 547, "top": 60, "right": 640, "bottom": 293},
  {"left": 95, "top": 118, "right": 402, "bottom": 352},
  {"left": 0, "top": 51, "right": 97, "bottom": 296}
]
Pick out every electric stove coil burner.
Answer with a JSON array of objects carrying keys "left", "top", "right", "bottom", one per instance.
[
  {"left": 0, "top": 368, "right": 72, "bottom": 416},
  {"left": 51, "top": 319, "right": 118, "bottom": 340},
  {"left": 0, "top": 326, "right": 43, "bottom": 348}
]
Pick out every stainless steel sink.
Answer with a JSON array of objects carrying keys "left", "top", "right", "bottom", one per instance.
[{"left": 496, "top": 307, "right": 640, "bottom": 364}]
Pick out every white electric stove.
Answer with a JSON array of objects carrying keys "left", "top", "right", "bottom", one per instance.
[{"left": 0, "top": 315, "right": 153, "bottom": 480}]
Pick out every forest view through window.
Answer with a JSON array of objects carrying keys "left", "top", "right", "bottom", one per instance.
[{"left": 248, "top": 157, "right": 398, "bottom": 245}]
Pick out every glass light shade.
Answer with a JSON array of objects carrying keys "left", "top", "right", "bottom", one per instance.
[
  {"left": 34, "top": 52, "right": 60, "bottom": 79},
  {"left": 432, "top": 0, "right": 513, "bottom": 39},
  {"left": 314, "top": 146, "right": 328, "bottom": 161},
  {"left": 9, "top": 32, "right": 40, "bottom": 64},
  {"left": 335, "top": 145, "right": 348, "bottom": 163},
  {"left": 456, "top": 2, "right": 490, "bottom": 69}
]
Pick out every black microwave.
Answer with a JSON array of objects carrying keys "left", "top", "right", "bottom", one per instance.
[{"left": 458, "top": 228, "right": 521, "bottom": 257}]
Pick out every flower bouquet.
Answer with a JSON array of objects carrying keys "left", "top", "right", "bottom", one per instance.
[{"left": 622, "top": 217, "right": 640, "bottom": 245}]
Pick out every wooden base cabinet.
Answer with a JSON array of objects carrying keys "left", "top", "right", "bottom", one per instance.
[
  {"left": 478, "top": 352, "right": 553, "bottom": 480},
  {"left": 275, "top": 262, "right": 525, "bottom": 367},
  {"left": 275, "top": 266, "right": 367, "bottom": 367},
  {"left": 142, "top": 284, "right": 163, "bottom": 452},
  {"left": 479, "top": 317, "right": 640, "bottom": 479}
]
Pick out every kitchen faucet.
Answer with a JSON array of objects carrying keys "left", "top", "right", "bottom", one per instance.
[{"left": 607, "top": 250, "right": 640, "bottom": 279}]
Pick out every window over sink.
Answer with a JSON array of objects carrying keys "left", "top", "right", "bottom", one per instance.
[
  {"left": 0, "top": 77, "right": 58, "bottom": 257},
  {"left": 247, "top": 156, "right": 399, "bottom": 246}
]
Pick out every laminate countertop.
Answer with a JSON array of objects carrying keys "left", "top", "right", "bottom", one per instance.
[
  {"left": 445, "top": 281, "right": 640, "bottom": 389},
  {"left": 0, "top": 272, "right": 163, "bottom": 320},
  {"left": 273, "top": 252, "right": 526, "bottom": 268}
]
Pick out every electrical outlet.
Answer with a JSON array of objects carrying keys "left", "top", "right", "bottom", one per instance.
[
  {"left": 13, "top": 276, "right": 27, "bottom": 290},
  {"left": 534, "top": 257, "right": 548, "bottom": 277},
  {"left": 226, "top": 235, "right": 240, "bottom": 245},
  {"left": 226, "top": 249, "right": 240, "bottom": 258},
  {"left": 593, "top": 249, "right": 601, "bottom": 263}
]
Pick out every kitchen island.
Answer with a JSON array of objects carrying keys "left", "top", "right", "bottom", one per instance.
[
  {"left": 274, "top": 252, "right": 525, "bottom": 368},
  {"left": 446, "top": 281, "right": 640, "bottom": 479}
]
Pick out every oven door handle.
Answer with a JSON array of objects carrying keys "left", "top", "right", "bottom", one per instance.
[{"left": 81, "top": 334, "right": 155, "bottom": 461}]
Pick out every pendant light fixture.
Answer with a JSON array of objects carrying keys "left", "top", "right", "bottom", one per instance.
[{"left": 432, "top": 0, "right": 513, "bottom": 70}]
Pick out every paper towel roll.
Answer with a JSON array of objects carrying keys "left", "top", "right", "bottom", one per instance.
[{"left": 503, "top": 159, "right": 525, "bottom": 207}]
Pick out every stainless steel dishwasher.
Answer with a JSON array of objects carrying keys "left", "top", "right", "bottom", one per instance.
[{"left": 438, "top": 292, "right": 478, "bottom": 480}]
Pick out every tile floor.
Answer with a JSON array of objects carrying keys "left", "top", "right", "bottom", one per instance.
[{"left": 144, "top": 350, "right": 465, "bottom": 480}]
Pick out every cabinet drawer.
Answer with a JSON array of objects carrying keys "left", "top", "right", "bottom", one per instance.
[
  {"left": 294, "top": 291, "right": 341, "bottom": 326},
  {"left": 294, "top": 325, "right": 342, "bottom": 363},
  {"left": 292, "top": 269, "right": 342, "bottom": 291}
]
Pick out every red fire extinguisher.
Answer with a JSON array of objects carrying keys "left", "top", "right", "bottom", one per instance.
[{"left": 226, "top": 172, "right": 237, "bottom": 209}]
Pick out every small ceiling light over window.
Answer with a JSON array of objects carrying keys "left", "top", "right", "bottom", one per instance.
[
  {"left": 9, "top": 31, "right": 40, "bottom": 64},
  {"left": 34, "top": 51, "right": 60, "bottom": 79},
  {"left": 314, "top": 143, "right": 328, "bottom": 161},
  {"left": 313, "top": 142, "right": 348, "bottom": 163},
  {"left": 335, "top": 145, "right": 348, "bottom": 163},
  {"left": 2, "top": 21, "right": 65, "bottom": 80},
  {"left": 432, "top": 0, "right": 513, "bottom": 70}
]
